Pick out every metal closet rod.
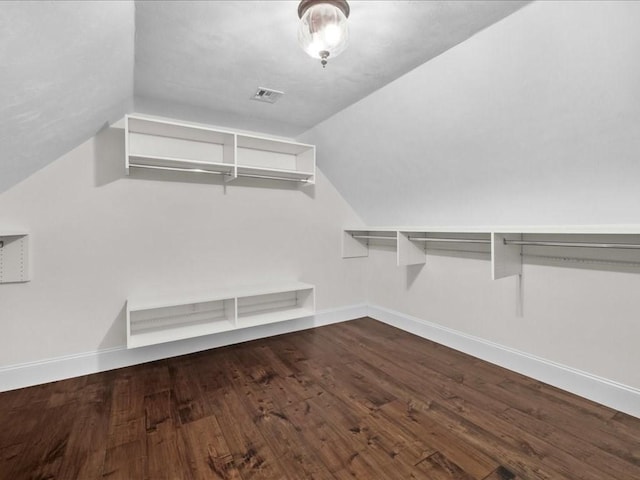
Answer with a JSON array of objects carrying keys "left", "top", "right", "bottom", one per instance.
[
  {"left": 129, "top": 164, "right": 309, "bottom": 182},
  {"left": 353, "top": 232, "right": 640, "bottom": 250},
  {"left": 130, "top": 163, "right": 230, "bottom": 175},
  {"left": 238, "top": 173, "right": 310, "bottom": 183},
  {"left": 504, "top": 239, "right": 640, "bottom": 249},
  {"left": 352, "top": 235, "right": 489, "bottom": 244},
  {"left": 408, "top": 237, "right": 489, "bottom": 245},
  {"left": 405, "top": 235, "right": 640, "bottom": 249},
  {"left": 351, "top": 235, "right": 397, "bottom": 240}
]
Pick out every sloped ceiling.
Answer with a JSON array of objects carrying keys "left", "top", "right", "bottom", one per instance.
[
  {"left": 134, "top": 0, "right": 528, "bottom": 136},
  {"left": 0, "top": 1, "right": 134, "bottom": 193},
  {"left": 300, "top": 1, "right": 640, "bottom": 226},
  {"left": 0, "top": 0, "right": 527, "bottom": 194}
]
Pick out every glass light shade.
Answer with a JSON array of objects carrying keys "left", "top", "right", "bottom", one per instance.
[{"left": 298, "top": 2, "right": 349, "bottom": 67}]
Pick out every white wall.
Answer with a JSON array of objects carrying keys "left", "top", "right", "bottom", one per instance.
[
  {"left": 300, "top": 1, "right": 640, "bottom": 392},
  {"left": 0, "top": 126, "right": 366, "bottom": 368},
  {"left": 302, "top": 1, "right": 640, "bottom": 226},
  {"left": 365, "top": 248, "right": 640, "bottom": 389}
]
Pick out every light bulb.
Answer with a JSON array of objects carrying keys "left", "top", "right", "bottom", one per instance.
[{"left": 298, "top": 1, "right": 349, "bottom": 67}]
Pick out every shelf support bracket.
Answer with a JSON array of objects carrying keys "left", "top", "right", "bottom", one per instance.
[
  {"left": 492, "top": 232, "right": 522, "bottom": 280},
  {"left": 342, "top": 231, "right": 369, "bottom": 258},
  {"left": 397, "top": 231, "right": 426, "bottom": 266}
]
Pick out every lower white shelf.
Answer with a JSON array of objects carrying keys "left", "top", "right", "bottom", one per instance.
[
  {"left": 236, "top": 307, "right": 315, "bottom": 329},
  {"left": 126, "top": 282, "right": 315, "bottom": 348}
]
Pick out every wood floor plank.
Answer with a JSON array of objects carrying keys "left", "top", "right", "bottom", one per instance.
[
  {"left": 144, "top": 388, "right": 193, "bottom": 480},
  {"left": 178, "top": 415, "right": 242, "bottom": 480},
  {"left": 108, "top": 371, "right": 147, "bottom": 440},
  {"left": 381, "top": 399, "right": 502, "bottom": 479},
  {"left": 347, "top": 318, "right": 625, "bottom": 436},
  {"left": 612, "top": 410, "right": 640, "bottom": 437},
  {"left": 57, "top": 380, "right": 112, "bottom": 480},
  {"left": 270, "top": 336, "right": 438, "bottom": 469},
  {"left": 21, "top": 405, "right": 76, "bottom": 480},
  {"left": 495, "top": 377, "right": 640, "bottom": 461},
  {"left": 1, "top": 318, "right": 640, "bottom": 480},
  {"left": 497, "top": 406, "right": 640, "bottom": 479},
  {"left": 483, "top": 465, "right": 519, "bottom": 479},
  {"left": 280, "top": 375, "right": 431, "bottom": 477},
  {"left": 169, "top": 358, "right": 215, "bottom": 425},
  {"left": 339, "top": 348, "right": 556, "bottom": 479},
  {"left": 230, "top": 343, "right": 317, "bottom": 410},
  {"left": 212, "top": 348, "right": 333, "bottom": 479},
  {"left": 415, "top": 451, "right": 476, "bottom": 480},
  {"left": 284, "top": 398, "right": 377, "bottom": 475},
  {"left": 101, "top": 440, "right": 146, "bottom": 480},
  {"left": 325, "top": 319, "right": 640, "bottom": 479},
  {"left": 204, "top": 380, "right": 289, "bottom": 480},
  {"left": 356, "top": 346, "right": 599, "bottom": 479}
]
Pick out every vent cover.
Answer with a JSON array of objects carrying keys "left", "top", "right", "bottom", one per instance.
[{"left": 251, "top": 87, "right": 284, "bottom": 104}]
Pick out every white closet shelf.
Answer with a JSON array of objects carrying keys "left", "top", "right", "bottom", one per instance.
[
  {"left": 126, "top": 115, "right": 235, "bottom": 137},
  {"left": 343, "top": 225, "right": 640, "bottom": 276},
  {"left": 127, "top": 291, "right": 238, "bottom": 313},
  {"left": 127, "top": 318, "right": 236, "bottom": 349},
  {"left": 124, "top": 114, "right": 316, "bottom": 184},
  {"left": 0, "top": 232, "right": 29, "bottom": 283},
  {"left": 126, "top": 282, "right": 315, "bottom": 348},
  {"left": 236, "top": 134, "right": 314, "bottom": 156},
  {"left": 231, "top": 281, "right": 315, "bottom": 297},
  {"left": 237, "top": 307, "right": 315, "bottom": 329},
  {"left": 345, "top": 225, "right": 640, "bottom": 234}
]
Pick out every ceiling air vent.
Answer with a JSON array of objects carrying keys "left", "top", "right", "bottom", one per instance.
[{"left": 251, "top": 87, "right": 284, "bottom": 104}]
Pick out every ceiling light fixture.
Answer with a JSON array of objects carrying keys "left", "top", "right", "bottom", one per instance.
[{"left": 297, "top": 0, "right": 350, "bottom": 68}]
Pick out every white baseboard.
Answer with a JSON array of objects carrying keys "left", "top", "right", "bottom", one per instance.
[
  {"left": 3, "top": 302, "right": 639, "bottom": 419},
  {"left": 0, "top": 304, "right": 368, "bottom": 392},
  {"left": 368, "top": 304, "right": 640, "bottom": 419}
]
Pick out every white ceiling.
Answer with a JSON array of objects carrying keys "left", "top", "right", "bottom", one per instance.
[{"left": 0, "top": 0, "right": 528, "bottom": 193}]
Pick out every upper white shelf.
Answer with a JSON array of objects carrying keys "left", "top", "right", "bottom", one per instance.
[
  {"left": 344, "top": 224, "right": 640, "bottom": 234},
  {"left": 126, "top": 115, "right": 235, "bottom": 177},
  {"left": 125, "top": 115, "right": 315, "bottom": 184}
]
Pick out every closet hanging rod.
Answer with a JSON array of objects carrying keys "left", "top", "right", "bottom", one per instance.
[
  {"left": 237, "top": 173, "right": 310, "bottom": 183},
  {"left": 504, "top": 239, "right": 640, "bottom": 249},
  {"left": 129, "top": 163, "right": 230, "bottom": 175},
  {"left": 408, "top": 237, "right": 490, "bottom": 245},
  {"left": 129, "top": 164, "right": 309, "bottom": 182},
  {"left": 406, "top": 236, "right": 640, "bottom": 249},
  {"left": 354, "top": 233, "right": 640, "bottom": 249},
  {"left": 352, "top": 235, "right": 397, "bottom": 240}
]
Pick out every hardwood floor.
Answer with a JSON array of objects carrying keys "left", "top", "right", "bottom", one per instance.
[{"left": 1, "top": 317, "right": 639, "bottom": 479}]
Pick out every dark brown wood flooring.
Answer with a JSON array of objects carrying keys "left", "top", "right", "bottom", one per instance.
[{"left": 1, "top": 317, "right": 640, "bottom": 479}]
